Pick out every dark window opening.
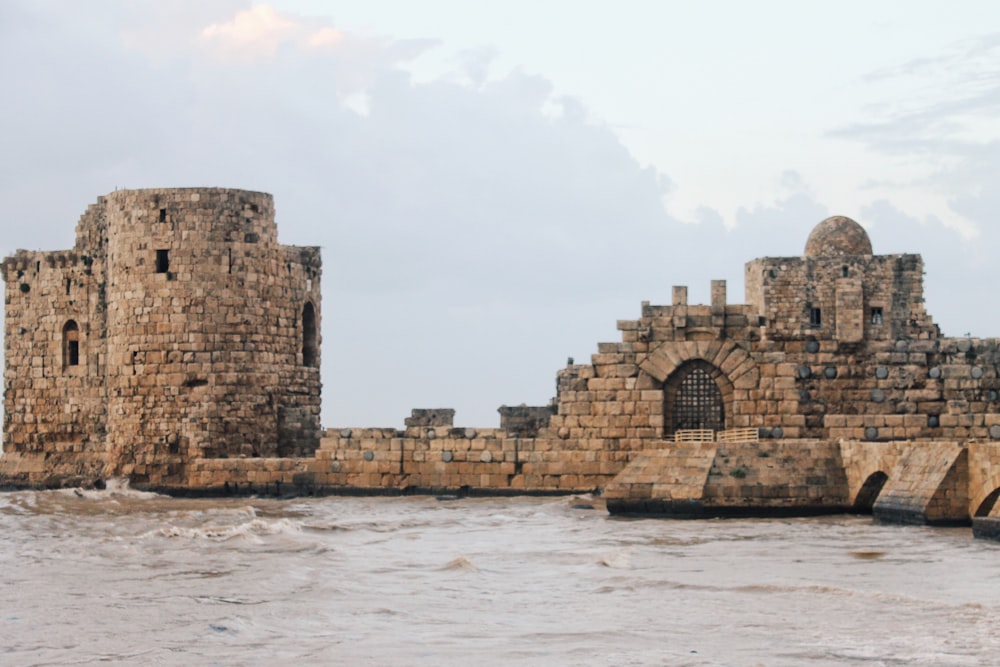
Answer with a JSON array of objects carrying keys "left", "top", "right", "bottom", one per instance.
[
  {"left": 65, "top": 277, "right": 72, "bottom": 295},
  {"left": 63, "top": 320, "right": 80, "bottom": 368},
  {"left": 156, "top": 249, "right": 169, "bottom": 273},
  {"left": 809, "top": 307, "right": 822, "bottom": 327},
  {"left": 871, "top": 307, "right": 884, "bottom": 325},
  {"left": 302, "top": 302, "right": 318, "bottom": 367},
  {"left": 842, "top": 266, "right": 849, "bottom": 278},
  {"left": 228, "top": 248, "right": 233, "bottom": 274},
  {"left": 159, "top": 208, "right": 167, "bottom": 223}
]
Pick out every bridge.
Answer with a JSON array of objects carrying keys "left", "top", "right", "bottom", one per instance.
[
  {"left": 604, "top": 436, "right": 1000, "bottom": 539},
  {"left": 842, "top": 440, "right": 1000, "bottom": 537}
]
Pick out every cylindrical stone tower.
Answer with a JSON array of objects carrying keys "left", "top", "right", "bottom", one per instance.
[{"left": 102, "top": 188, "right": 321, "bottom": 481}]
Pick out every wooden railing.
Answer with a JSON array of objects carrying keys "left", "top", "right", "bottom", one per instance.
[
  {"left": 674, "top": 429, "right": 715, "bottom": 443},
  {"left": 716, "top": 427, "right": 760, "bottom": 443},
  {"left": 673, "top": 428, "right": 761, "bottom": 443}
]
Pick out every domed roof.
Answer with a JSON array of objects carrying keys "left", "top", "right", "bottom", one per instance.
[{"left": 804, "top": 216, "right": 873, "bottom": 257}]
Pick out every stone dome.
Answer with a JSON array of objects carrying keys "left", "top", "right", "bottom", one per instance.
[{"left": 804, "top": 216, "right": 873, "bottom": 257}]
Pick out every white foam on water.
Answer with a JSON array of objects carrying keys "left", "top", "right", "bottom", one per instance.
[{"left": 143, "top": 516, "right": 303, "bottom": 541}]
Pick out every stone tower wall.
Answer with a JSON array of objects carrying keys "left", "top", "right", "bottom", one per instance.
[
  {"left": 101, "top": 188, "right": 320, "bottom": 480},
  {"left": 2, "top": 201, "right": 109, "bottom": 457},
  {"left": 745, "top": 254, "right": 935, "bottom": 343}
]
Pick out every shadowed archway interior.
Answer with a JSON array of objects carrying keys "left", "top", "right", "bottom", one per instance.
[{"left": 663, "top": 359, "right": 731, "bottom": 436}]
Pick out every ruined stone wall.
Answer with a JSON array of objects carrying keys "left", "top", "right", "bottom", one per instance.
[
  {"left": 2, "top": 201, "right": 108, "bottom": 459},
  {"left": 186, "top": 425, "right": 617, "bottom": 494}
]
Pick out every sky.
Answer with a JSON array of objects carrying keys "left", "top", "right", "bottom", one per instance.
[{"left": 2, "top": 1, "right": 999, "bottom": 428}]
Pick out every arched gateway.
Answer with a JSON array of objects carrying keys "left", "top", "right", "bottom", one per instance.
[{"left": 663, "top": 360, "right": 729, "bottom": 436}]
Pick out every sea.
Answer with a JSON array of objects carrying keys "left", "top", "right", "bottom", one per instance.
[{"left": 1, "top": 483, "right": 998, "bottom": 666}]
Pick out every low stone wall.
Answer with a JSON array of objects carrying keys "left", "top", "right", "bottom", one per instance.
[
  {"left": 0, "top": 450, "right": 106, "bottom": 489},
  {"left": 179, "top": 426, "right": 630, "bottom": 495}
]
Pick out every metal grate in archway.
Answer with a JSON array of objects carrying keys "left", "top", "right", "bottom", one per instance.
[{"left": 671, "top": 366, "right": 725, "bottom": 433}]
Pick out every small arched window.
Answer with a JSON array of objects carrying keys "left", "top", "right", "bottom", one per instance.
[
  {"left": 63, "top": 320, "right": 80, "bottom": 368},
  {"left": 302, "top": 302, "right": 317, "bottom": 367}
]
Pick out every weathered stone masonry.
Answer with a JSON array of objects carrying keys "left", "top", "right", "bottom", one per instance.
[
  {"left": 4, "top": 192, "right": 1000, "bottom": 538},
  {"left": 2, "top": 188, "right": 321, "bottom": 485}
]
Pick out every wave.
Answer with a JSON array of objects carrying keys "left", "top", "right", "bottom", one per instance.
[
  {"left": 440, "top": 556, "right": 477, "bottom": 571},
  {"left": 54, "top": 477, "right": 164, "bottom": 501},
  {"left": 598, "top": 548, "right": 634, "bottom": 568},
  {"left": 141, "top": 516, "right": 303, "bottom": 541}
]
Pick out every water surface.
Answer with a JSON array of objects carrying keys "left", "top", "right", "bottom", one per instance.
[{"left": 1, "top": 487, "right": 997, "bottom": 665}]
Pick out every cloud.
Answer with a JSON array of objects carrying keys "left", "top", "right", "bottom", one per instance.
[
  {"left": 200, "top": 4, "right": 302, "bottom": 61},
  {"left": 2, "top": 2, "right": 997, "bottom": 429},
  {"left": 0, "top": 1, "right": 686, "bottom": 426},
  {"left": 831, "top": 33, "right": 1000, "bottom": 238}
]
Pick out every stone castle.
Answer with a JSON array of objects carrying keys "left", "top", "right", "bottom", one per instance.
[
  {"left": 2, "top": 189, "right": 321, "bottom": 485},
  {"left": 3, "top": 188, "right": 1000, "bottom": 540}
]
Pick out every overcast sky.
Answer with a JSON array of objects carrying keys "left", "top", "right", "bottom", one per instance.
[{"left": 2, "top": 1, "right": 999, "bottom": 428}]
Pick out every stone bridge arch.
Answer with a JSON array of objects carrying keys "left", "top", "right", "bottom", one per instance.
[
  {"left": 840, "top": 441, "right": 907, "bottom": 508},
  {"left": 852, "top": 470, "right": 889, "bottom": 512},
  {"left": 841, "top": 441, "right": 969, "bottom": 524},
  {"left": 969, "top": 443, "right": 1000, "bottom": 539},
  {"left": 969, "top": 443, "right": 1000, "bottom": 519},
  {"left": 974, "top": 487, "right": 1000, "bottom": 518}
]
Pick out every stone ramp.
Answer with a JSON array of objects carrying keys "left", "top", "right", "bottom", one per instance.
[
  {"left": 604, "top": 441, "right": 717, "bottom": 516},
  {"left": 873, "top": 442, "right": 969, "bottom": 525},
  {"left": 605, "top": 439, "right": 850, "bottom": 517}
]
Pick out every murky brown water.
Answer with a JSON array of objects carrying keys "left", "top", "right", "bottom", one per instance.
[{"left": 1, "top": 484, "right": 998, "bottom": 666}]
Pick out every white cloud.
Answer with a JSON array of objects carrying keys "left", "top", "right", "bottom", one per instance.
[
  {"left": 200, "top": 4, "right": 302, "bottom": 61},
  {"left": 831, "top": 33, "right": 1000, "bottom": 238},
  {"left": 2, "top": 1, "right": 998, "bottom": 428}
]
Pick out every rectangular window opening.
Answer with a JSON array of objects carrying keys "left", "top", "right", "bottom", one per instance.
[
  {"left": 156, "top": 249, "right": 170, "bottom": 273},
  {"left": 871, "top": 307, "right": 884, "bottom": 325},
  {"left": 65, "top": 277, "right": 72, "bottom": 295},
  {"left": 809, "top": 307, "right": 822, "bottom": 327},
  {"left": 159, "top": 208, "right": 167, "bottom": 223},
  {"left": 68, "top": 341, "right": 79, "bottom": 366}
]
